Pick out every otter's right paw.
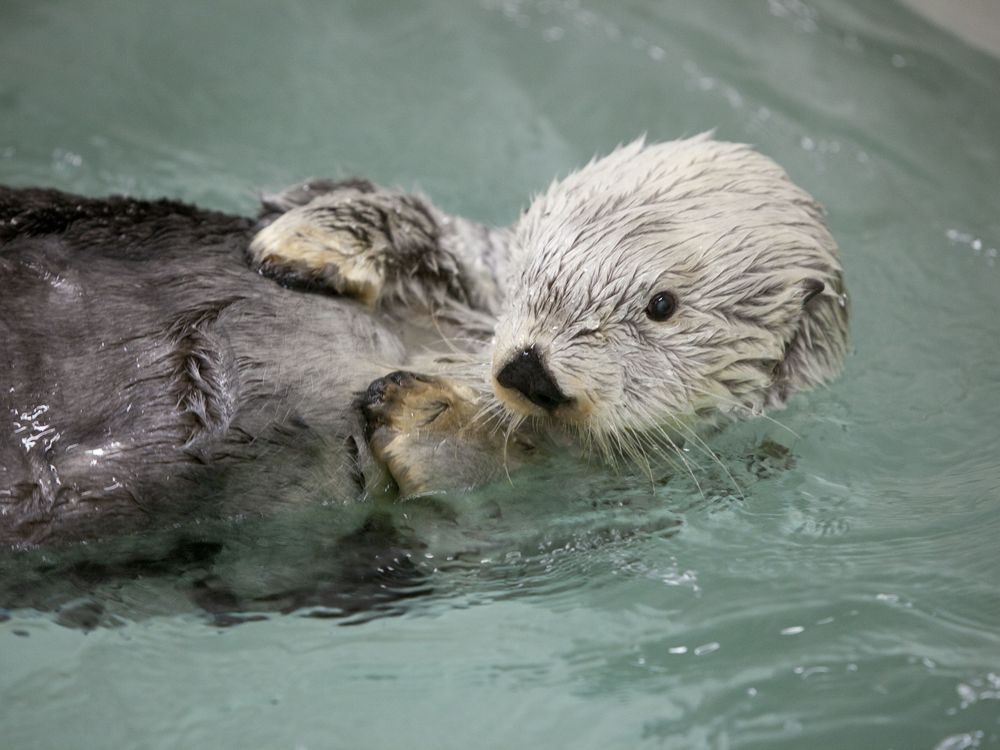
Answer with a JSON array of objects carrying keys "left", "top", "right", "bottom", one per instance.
[
  {"left": 359, "top": 371, "right": 526, "bottom": 498},
  {"left": 248, "top": 189, "right": 442, "bottom": 309}
]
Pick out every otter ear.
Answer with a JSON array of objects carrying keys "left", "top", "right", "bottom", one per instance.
[
  {"left": 766, "top": 274, "right": 849, "bottom": 409},
  {"left": 800, "top": 278, "right": 825, "bottom": 306}
]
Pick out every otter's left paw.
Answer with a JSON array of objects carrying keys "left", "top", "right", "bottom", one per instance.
[
  {"left": 257, "top": 177, "right": 377, "bottom": 221},
  {"left": 249, "top": 195, "right": 386, "bottom": 307},
  {"left": 248, "top": 189, "right": 442, "bottom": 308},
  {"left": 361, "top": 371, "right": 475, "bottom": 493},
  {"left": 360, "top": 371, "right": 521, "bottom": 498}
]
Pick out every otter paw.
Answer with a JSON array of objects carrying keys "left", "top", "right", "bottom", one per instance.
[
  {"left": 257, "top": 177, "right": 377, "bottom": 220},
  {"left": 359, "top": 371, "right": 487, "bottom": 497},
  {"left": 249, "top": 188, "right": 444, "bottom": 309},
  {"left": 362, "top": 370, "right": 476, "bottom": 444},
  {"left": 249, "top": 193, "right": 390, "bottom": 307}
]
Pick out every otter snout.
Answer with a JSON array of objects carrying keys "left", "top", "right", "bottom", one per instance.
[{"left": 495, "top": 346, "right": 572, "bottom": 413}]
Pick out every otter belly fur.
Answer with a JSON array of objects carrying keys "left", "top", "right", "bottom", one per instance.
[{"left": 0, "top": 187, "right": 403, "bottom": 547}]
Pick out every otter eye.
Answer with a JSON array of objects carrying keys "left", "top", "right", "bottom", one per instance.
[{"left": 645, "top": 291, "right": 678, "bottom": 322}]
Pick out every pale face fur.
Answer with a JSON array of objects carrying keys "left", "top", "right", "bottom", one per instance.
[{"left": 491, "top": 135, "right": 848, "bottom": 454}]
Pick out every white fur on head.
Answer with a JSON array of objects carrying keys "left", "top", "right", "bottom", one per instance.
[{"left": 491, "top": 134, "right": 848, "bottom": 446}]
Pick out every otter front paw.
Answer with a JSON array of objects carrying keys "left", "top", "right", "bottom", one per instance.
[
  {"left": 257, "top": 177, "right": 377, "bottom": 220},
  {"left": 248, "top": 189, "right": 445, "bottom": 309},
  {"left": 360, "top": 371, "right": 524, "bottom": 498},
  {"left": 249, "top": 194, "right": 387, "bottom": 307}
]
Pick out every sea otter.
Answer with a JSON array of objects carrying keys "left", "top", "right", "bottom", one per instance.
[
  {"left": 1, "top": 135, "right": 848, "bottom": 545},
  {"left": 250, "top": 135, "right": 849, "bottom": 496}
]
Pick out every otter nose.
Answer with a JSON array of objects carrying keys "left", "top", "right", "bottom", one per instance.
[{"left": 495, "top": 347, "right": 571, "bottom": 412}]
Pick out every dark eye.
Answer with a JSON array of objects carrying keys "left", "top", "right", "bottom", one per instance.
[{"left": 645, "top": 291, "right": 678, "bottom": 322}]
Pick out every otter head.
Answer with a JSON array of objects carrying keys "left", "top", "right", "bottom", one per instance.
[{"left": 491, "top": 135, "right": 848, "bottom": 452}]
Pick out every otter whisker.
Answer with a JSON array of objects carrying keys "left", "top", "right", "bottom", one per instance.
[
  {"left": 619, "top": 401, "right": 710, "bottom": 500},
  {"left": 592, "top": 428, "right": 613, "bottom": 468},
  {"left": 499, "top": 412, "right": 526, "bottom": 484},
  {"left": 470, "top": 398, "right": 508, "bottom": 433},
  {"left": 613, "top": 423, "right": 653, "bottom": 484},
  {"left": 423, "top": 308, "right": 486, "bottom": 359},
  {"left": 667, "top": 415, "right": 746, "bottom": 501},
  {"left": 643, "top": 425, "right": 707, "bottom": 498},
  {"left": 684, "top": 382, "right": 800, "bottom": 439}
]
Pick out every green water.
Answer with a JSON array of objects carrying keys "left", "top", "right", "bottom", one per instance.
[{"left": 2, "top": 1, "right": 999, "bottom": 748}]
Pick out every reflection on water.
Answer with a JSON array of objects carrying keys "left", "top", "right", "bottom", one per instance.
[{"left": 2, "top": 0, "right": 1000, "bottom": 748}]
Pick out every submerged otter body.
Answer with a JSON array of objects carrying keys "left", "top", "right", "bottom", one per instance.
[{"left": 0, "top": 187, "right": 403, "bottom": 547}]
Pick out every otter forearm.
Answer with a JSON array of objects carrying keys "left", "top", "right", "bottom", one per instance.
[
  {"left": 248, "top": 179, "right": 512, "bottom": 317},
  {"left": 424, "top": 203, "right": 512, "bottom": 315}
]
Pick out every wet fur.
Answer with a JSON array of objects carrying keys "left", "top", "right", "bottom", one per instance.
[
  {"left": 260, "top": 137, "right": 849, "bottom": 487},
  {"left": 490, "top": 136, "right": 849, "bottom": 458},
  {"left": 1, "top": 137, "right": 850, "bottom": 541},
  {"left": 0, "top": 187, "right": 404, "bottom": 547}
]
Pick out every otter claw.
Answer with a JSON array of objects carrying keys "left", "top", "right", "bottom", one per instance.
[{"left": 361, "top": 371, "right": 451, "bottom": 439}]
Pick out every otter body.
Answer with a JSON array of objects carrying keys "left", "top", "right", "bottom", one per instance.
[
  {"left": 2, "top": 135, "right": 851, "bottom": 542},
  {"left": 1, "top": 187, "right": 404, "bottom": 547}
]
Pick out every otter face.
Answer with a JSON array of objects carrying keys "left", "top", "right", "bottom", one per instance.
[{"left": 491, "top": 136, "right": 849, "bottom": 450}]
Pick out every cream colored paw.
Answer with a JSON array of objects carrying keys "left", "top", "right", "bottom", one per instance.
[
  {"left": 249, "top": 199, "right": 388, "bottom": 307},
  {"left": 359, "top": 370, "right": 533, "bottom": 498}
]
